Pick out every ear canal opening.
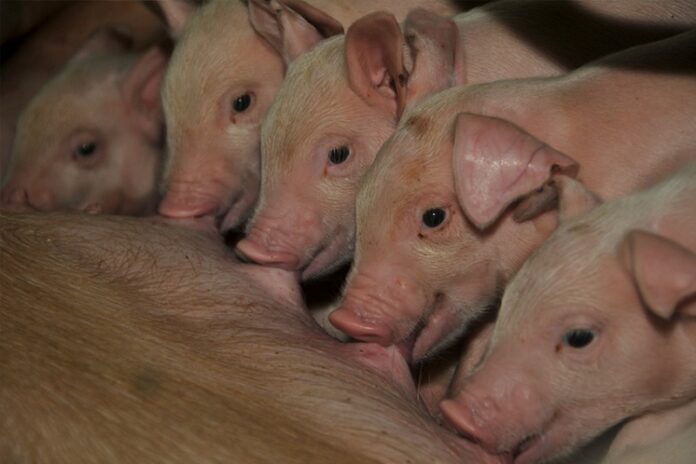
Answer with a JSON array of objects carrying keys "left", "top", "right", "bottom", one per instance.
[{"left": 511, "top": 182, "right": 560, "bottom": 223}]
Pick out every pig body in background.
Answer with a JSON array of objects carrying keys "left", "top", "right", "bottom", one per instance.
[
  {"left": 0, "top": 35, "right": 169, "bottom": 215},
  {"left": 331, "top": 30, "right": 696, "bottom": 361},
  {"left": 441, "top": 164, "right": 696, "bottom": 463},
  {"left": 157, "top": 0, "right": 459, "bottom": 230},
  {"left": 0, "top": 0, "right": 164, "bottom": 177},
  {"left": 239, "top": 0, "right": 696, "bottom": 280},
  {"left": 0, "top": 212, "right": 501, "bottom": 464}
]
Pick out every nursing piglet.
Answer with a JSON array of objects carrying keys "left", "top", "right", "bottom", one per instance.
[
  {"left": 238, "top": 0, "right": 696, "bottom": 279},
  {"left": 440, "top": 164, "right": 696, "bottom": 463},
  {"left": 156, "top": 0, "right": 459, "bottom": 230},
  {"left": 0, "top": 31, "right": 168, "bottom": 215},
  {"left": 331, "top": 30, "right": 696, "bottom": 361}
]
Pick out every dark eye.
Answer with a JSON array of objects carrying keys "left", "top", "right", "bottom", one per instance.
[
  {"left": 232, "top": 93, "right": 252, "bottom": 113},
  {"left": 328, "top": 145, "right": 351, "bottom": 165},
  {"left": 76, "top": 142, "right": 97, "bottom": 158},
  {"left": 422, "top": 208, "right": 446, "bottom": 228},
  {"left": 563, "top": 329, "right": 595, "bottom": 349}
]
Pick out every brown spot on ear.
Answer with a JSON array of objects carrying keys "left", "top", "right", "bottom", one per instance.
[{"left": 404, "top": 115, "right": 430, "bottom": 139}]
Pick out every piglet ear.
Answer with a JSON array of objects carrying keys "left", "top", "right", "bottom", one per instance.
[
  {"left": 70, "top": 27, "right": 133, "bottom": 64},
  {"left": 345, "top": 12, "right": 408, "bottom": 119},
  {"left": 400, "top": 9, "right": 462, "bottom": 103},
  {"left": 121, "top": 44, "right": 169, "bottom": 141},
  {"left": 452, "top": 113, "right": 578, "bottom": 230},
  {"left": 156, "top": 0, "right": 198, "bottom": 39},
  {"left": 248, "top": 0, "right": 344, "bottom": 65},
  {"left": 621, "top": 230, "right": 696, "bottom": 320}
]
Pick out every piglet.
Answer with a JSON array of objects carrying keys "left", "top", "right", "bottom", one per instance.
[
  {"left": 155, "top": 0, "right": 458, "bottom": 231},
  {"left": 330, "top": 29, "right": 696, "bottom": 361},
  {"left": 0, "top": 30, "right": 168, "bottom": 215},
  {"left": 238, "top": 0, "right": 696, "bottom": 280},
  {"left": 440, "top": 164, "right": 696, "bottom": 463}
]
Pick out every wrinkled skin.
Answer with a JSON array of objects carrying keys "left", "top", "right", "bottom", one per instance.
[
  {"left": 0, "top": 0, "right": 164, "bottom": 177},
  {"left": 440, "top": 166, "right": 696, "bottom": 463},
  {"left": 330, "top": 30, "right": 696, "bottom": 361},
  {"left": 239, "top": 0, "right": 696, "bottom": 280},
  {"left": 1, "top": 39, "right": 168, "bottom": 215},
  {"left": 157, "top": 0, "right": 457, "bottom": 233},
  {"left": 0, "top": 211, "right": 502, "bottom": 464}
]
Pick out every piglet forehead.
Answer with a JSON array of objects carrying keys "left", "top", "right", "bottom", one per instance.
[{"left": 259, "top": 37, "right": 347, "bottom": 166}]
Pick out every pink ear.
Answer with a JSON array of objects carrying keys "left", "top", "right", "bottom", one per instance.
[
  {"left": 70, "top": 28, "right": 133, "bottom": 64},
  {"left": 452, "top": 113, "right": 578, "bottom": 230},
  {"left": 345, "top": 12, "right": 407, "bottom": 119},
  {"left": 621, "top": 230, "right": 696, "bottom": 319},
  {"left": 400, "top": 9, "right": 462, "bottom": 104},
  {"left": 156, "top": 0, "right": 198, "bottom": 38},
  {"left": 121, "top": 44, "right": 169, "bottom": 141},
  {"left": 248, "top": 0, "right": 343, "bottom": 65}
]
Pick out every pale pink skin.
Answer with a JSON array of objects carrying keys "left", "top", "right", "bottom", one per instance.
[
  {"left": 157, "top": 0, "right": 457, "bottom": 234},
  {"left": 238, "top": 0, "right": 696, "bottom": 280},
  {"left": 440, "top": 167, "right": 696, "bottom": 463},
  {"left": 0, "top": 43, "right": 167, "bottom": 215},
  {"left": 330, "top": 30, "right": 696, "bottom": 361}
]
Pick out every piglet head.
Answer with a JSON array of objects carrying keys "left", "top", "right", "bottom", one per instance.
[
  {"left": 238, "top": 10, "right": 462, "bottom": 279},
  {"left": 158, "top": 0, "right": 343, "bottom": 233},
  {"left": 331, "top": 104, "right": 580, "bottom": 361},
  {"left": 443, "top": 207, "right": 696, "bottom": 463},
  {"left": 1, "top": 31, "right": 167, "bottom": 215}
]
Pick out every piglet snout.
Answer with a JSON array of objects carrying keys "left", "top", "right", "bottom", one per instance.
[
  {"left": 235, "top": 237, "right": 300, "bottom": 271},
  {"left": 329, "top": 307, "right": 395, "bottom": 346},
  {"left": 440, "top": 396, "right": 498, "bottom": 452},
  {"left": 158, "top": 188, "right": 220, "bottom": 219}
]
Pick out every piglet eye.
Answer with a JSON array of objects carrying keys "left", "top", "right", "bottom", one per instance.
[
  {"left": 563, "top": 329, "right": 595, "bottom": 349},
  {"left": 422, "top": 208, "right": 446, "bottom": 228},
  {"left": 328, "top": 145, "right": 351, "bottom": 165},
  {"left": 232, "top": 93, "right": 252, "bottom": 113},
  {"left": 76, "top": 142, "right": 97, "bottom": 158}
]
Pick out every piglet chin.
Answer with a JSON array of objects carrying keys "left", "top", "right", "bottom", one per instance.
[
  {"left": 300, "top": 233, "right": 351, "bottom": 280},
  {"left": 218, "top": 192, "right": 255, "bottom": 235},
  {"left": 513, "top": 431, "right": 556, "bottom": 464},
  {"left": 412, "top": 307, "right": 462, "bottom": 362}
]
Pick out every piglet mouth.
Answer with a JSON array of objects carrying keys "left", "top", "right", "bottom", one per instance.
[
  {"left": 512, "top": 433, "right": 542, "bottom": 464},
  {"left": 301, "top": 232, "right": 349, "bottom": 280},
  {"left": 217, "top": 193, "right": 245, "bottom": 234}
]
